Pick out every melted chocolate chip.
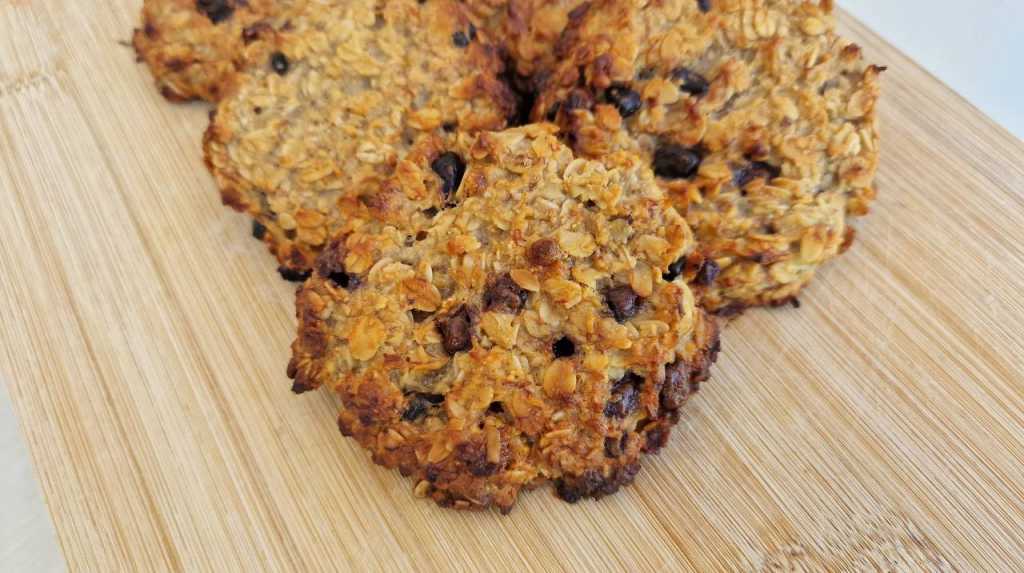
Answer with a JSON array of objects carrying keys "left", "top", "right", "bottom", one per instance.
[
  {"left": 671, "top": 67, "right": 709, "bottom": 96},
  {"left": 277, "top": 267, "right": 311, "bottom": 282},
  {"left": 270, "top": 51, "right": 289, "bottom": 75},
  {"left": 660, "top": 361, "right": 693, "bottom": 411},
  {"left": 487, "top": 401, "right": 504, "bottom": 414},
  {"left": 431, "top": 152, "right": 466, "bottom": 203},
  {"left": 196, "top": 0, "right": 234, "bottom": 24},
  {"left": 652, "top": 144, "right": 703, "bottom": 180},
  {"left": 527, "top": 238, "right": 561, "bottom": 266},
  {"left": 251, "top": 220, "right": 267, "bottom": 240},
  {"left": 605, "top": 285, "right": 643, "bottom": 322},
  {"left": 552, "top": 336, "right": 576, "bottom": 358},
  {"left": 697, "top": 0, "right": 712, "bottom": 12},
  {"left": 437, "top": 305, "right": 475, "bottom": 355},
  {"left": 402, "top": 393, "right": 445, "bottom": 421},
  {"left": 327, "top": 270, "right": 358, "bottom": 289},
  {"left": 694, "top": 259, "right": 721, "bottom": 287},
  {"left": 605, "top": 85, "right": 642, "bottom": 117},
  {"left": 483, "top": 274, "right": 528, "bottom": 314},
  {"left": 663, "top": 257, "right": 686, "bottom": 281},
  {"left": 411, "top": 309, "right": 433, "bottom": 323},
  {"left": 452, "top": 31, "right": 470, "bottom": 47},
  {"left": 605, "top": 373, "right": 643, "bottom": 418},
  {"left": 733, "top": 161, "right": 781, "bottom": 188}
]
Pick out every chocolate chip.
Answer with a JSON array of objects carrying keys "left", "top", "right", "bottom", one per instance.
[
  {"left": 431, "top": 152, "right": 466, "bottom": 204},
  {"left": 483, "top": 274, "right": 528, "bottom": 314},
  {"left": 251, "top": 220, "right": 267, "bottom": 240},
  {"left": 242, "top": 22, "right": 271, "bottom": 44},
  {"left": 527, "top": 238, "right": 561, "bottom": 266},
  {"left": 270, "top": 52, "right": 289, "bottom": 75},
  {"left": 694, "top": 259, "right": 720, "bottom": 286},
  {"left": 196, "top": 0, "right": 234, "bottom": 24},
  {"left": 663, "top": 257, "right": 686, "bottom": 281},
  {"left": 327, "top": 270, "right": 358, "bottom": 289},
  {"left": 605, "top": 85, "right": 642, "bottom": 118},
  {"left": 552, "top": 336, "right": 576, "bottom": 358},
  {"left": 402, "top": 393, "right": 445, "bottom": 421},
  {"left": 411, "top": 309, "right": 433, "bottom": 323},
  {"left": 453, "top": 25, "right": 476, "bottom": 47},
  {"left": 660, "top": 361, "right": 692, "bottom": 411},
  {"left": 652, "top": 144, "right": 703, "bottom": 180},
  {"left": 733, "top": 161, "right": 781, "bottom": 188},
  {"left": 671, "top": 67, "right": 709, "bottom": 96},
  {"left": 441, "top": 121, "right": 457, "bottom": 132},
  {"left": 278, "top": 267, "right": 311, "bottom": 282},
  {"left": 697, "top": 0, "right": 712, "bottom": 12},
  {"left": 605, "top": 285, "right": 642, "bottom": 322},
  {"left": 422, "top": 207, "right": 439, "bottom": 218},
  {"left": 487, "top": 401, "right": 504, "bottom": 414},
  {"left": 604, "top": 373, "right": 643, "bottom": 417},
  {"left": 437, "top": 305, "right": 475, "bottom": 355}
]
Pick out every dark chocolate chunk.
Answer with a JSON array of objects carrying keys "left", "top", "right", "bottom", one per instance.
[
  {"left": 694, "top": 259, "right": 721, "bottom": 287},
  {"left": 671, "top": 67, "right": 709, "bottom": 96},
  {"left": 605, "top": 285, "right": 643, "bottom": 322},
  {"left": 278, "top": 266, "right": 311, "bottom": 282},
  {"left": 663, "top": 257, "right": 686, "bottom": 281},
  {"left": 483, "top": 274, "right": 528, "bottom": 314},
  {"left": 660, "top": 360, "right": 692, "bottom": 411},
  {"left": 402, "top": 393, "right": 445, "bottom": 421},
  {"left": 251, "top": 220, "right": 267, "bottom": 240},
  {"left": 697, "top": 0, "right": 712, "bottom": 13},
  {"left": 652, "top": 144, "right": 703, "bottom": 179},
  {"left": 196, "top": 0, "right": 234, "bottom": 24},
  {"left": 605, "top": 85, "right": 642, "bottom": 117},
  {"left": 733, "top": 160, "right": 781, "bottom": 188},
  {"left": 431, "top": 152, "right": 466, "bottom": 203},
  {"left": 604, "top": 373, "right": 643, "bottom": 418},
  {"left": 270, "top": 51, "right": 289, "bottom": 75},
  {"left": 552, "top": 336, "right": 576, "bottom": 358},
  {"left": 437, "top": 305, "right": 475, "bottom": 355}
]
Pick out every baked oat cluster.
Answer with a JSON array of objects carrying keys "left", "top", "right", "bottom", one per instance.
[
  {"left": 133, "top": 0, "right": 880, "bottom": 511},
  {"left": 289, "top": 125, "right": 720, "bottom": 511}
]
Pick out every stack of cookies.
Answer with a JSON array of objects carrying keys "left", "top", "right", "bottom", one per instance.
[{"left": 134, "top": 0, "right": 881, "bottom": 512}]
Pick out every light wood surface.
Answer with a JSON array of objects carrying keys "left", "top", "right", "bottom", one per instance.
[{"left": 2, "top": 1, "right": 1023, "bottom": 570}]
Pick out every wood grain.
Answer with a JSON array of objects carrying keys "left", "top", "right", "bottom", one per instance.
[{"left": 2, "top": 2, "right": 1023, "bottom": 570}]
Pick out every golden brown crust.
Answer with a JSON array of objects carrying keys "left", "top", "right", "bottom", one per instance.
[
  {"left": 533, "top": 0, "right": 882, "bottom": 310},
  {"left": 289, "top": 125, "right": 720, "bottom": 511},
  {"left": 203, "top": 0, "right": 515, "bottom": 276},
  {"left": 133, "top": 0, "right": 300, "bottom": 102}
]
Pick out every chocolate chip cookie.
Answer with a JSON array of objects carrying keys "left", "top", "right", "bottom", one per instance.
[
  {"left": 288, "top": 125, "right": 720, "bottom": 511},
  {"left": 534, "top": 0, "right": 883, "bottom": 312},
  {"left": 203, "top": 0, "right": 515, "bottom": 278},
  {"left": 133, "top": 0, "right": 300, "bottom": 102}
]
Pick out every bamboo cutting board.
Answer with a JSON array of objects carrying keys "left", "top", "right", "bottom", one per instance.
[{"left": 2, "top": 1, "right": 1023, "bottom": 570}]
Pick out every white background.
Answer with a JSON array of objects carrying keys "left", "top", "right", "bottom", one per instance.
[{"left": 2, "top": 3, "right": 1022, "bottom": 569}]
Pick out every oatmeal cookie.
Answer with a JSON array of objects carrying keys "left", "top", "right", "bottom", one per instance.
[
  {"left": 534, "top": 0, "right": 882, "bottom": 312},
  {"left": 288, "top": 125, "right": 720, "bottom": 511},
  {"left": 203, "top": 0, "right": 515, "bottom": 278},
  {"left": 133, "top": 0, "right": 301, "bottom": 102}
]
